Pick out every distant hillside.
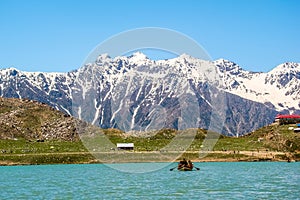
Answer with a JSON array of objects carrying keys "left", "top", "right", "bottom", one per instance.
[
  {"left": 0, "top": 97, "right": 299, "bottom": 165},
  {"left": 242, "top": 124, "right": 300, "bottom": 153},
  {"left": 0, "top": 97, "right": 78, "bottom": 141}
]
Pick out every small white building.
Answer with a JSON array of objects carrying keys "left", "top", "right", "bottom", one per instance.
[
  {"left": 294, "top": 128, "right": 300, "bottom": 133},
  {"left": 117, "top": 143, "right": 134, "bottom": 150}
]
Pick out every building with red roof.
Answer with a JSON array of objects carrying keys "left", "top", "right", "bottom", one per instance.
[{"left": 275, "top": 114, "right": 300, "bottom": 125}]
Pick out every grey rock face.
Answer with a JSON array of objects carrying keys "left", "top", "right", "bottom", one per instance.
[{"left": 1, "top": 54, "right": 298, "bottom": 135}]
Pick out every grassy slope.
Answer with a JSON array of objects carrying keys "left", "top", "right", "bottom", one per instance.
[
  {"left": 0, "top": 97, "right": 299, "bottom": 165},
  {"left": 1, "top": 125, "right": 300, "bottom": 165}
]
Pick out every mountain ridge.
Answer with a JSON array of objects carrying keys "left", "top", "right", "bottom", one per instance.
[{"left": 0, "top": 53, "right": 299, "bottom": 135}]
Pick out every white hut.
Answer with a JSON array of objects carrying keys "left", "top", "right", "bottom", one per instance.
[{"left": 117, "top": 143, "right": 134, "bottom": 150}]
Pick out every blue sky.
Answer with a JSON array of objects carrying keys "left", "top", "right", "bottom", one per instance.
[{"left": 0, "top": 0, "right": 299, "bottom": 72}]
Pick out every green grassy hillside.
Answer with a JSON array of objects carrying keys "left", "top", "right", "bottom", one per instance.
[{"left": 0, "top": 97, "right": 299, "bottom": 165}]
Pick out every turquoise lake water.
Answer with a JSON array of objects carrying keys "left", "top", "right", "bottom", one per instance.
[{"left": 0, "top": 162, "right": 299, "bottom": 199}]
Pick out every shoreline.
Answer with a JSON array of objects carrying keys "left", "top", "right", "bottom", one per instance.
[
  {"left": 0, "top": 159, "right": 297, "bottom": 167},
  {"left": 1, "top": 150, "right": 298, "bottom": 166}
]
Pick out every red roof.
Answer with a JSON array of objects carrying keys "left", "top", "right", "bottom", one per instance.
[{"left": 276, "top": 114, "right": 300, "bottom": 119}]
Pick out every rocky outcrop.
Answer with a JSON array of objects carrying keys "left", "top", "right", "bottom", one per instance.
[{"left": 0, "top": 97, "right": 78, "bottom": 141}]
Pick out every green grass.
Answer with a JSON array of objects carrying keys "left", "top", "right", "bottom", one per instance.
[
  {"left": 213, "top": 137, "right": 265, "bottom": 151},
  {"left": 0, "top": 153, "right": 94, "bottom": 165},
  {"left": 0, "top": 138, "right": 87, "bottom": 154},
  {"left": 0, "top": 138, "right": 93, "bottom": 165},
  {"left": 1, "top": 125, "right": 300, "bottom": 165}
]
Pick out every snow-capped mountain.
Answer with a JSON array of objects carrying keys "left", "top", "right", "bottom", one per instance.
[
  {"left": 0, "top": 67, "right": 75, "bottom": 114},
  {"left": 214, "top": 59, "right": 300, "bottom": 113},
  {"left": 0, "top": 53, "right": 298, "bottom": 135}
]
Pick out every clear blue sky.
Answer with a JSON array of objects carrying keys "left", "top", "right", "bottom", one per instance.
[{"left": 0, "top": 0, "right": 299, "bottom": 72}]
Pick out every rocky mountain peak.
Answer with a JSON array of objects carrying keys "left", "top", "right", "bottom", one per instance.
[
  {"left": 269, "top": 62, "right": 300, "bottom": 75},
  {"left": 0, "top": 53, "right": 299, "bottom": 135},
  {"left": 214, "top": 59, "right": 244, "bottom": 75}
]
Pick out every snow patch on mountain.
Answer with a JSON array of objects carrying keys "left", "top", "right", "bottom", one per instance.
[
  {"left": 0, "top": 53, "right": 299, "bottom": 135},
  {"left": 214, "top": 59, "right": 300, "bottom": 113},
  {"left": 1, "top": 54, "right": 299, "bottom": 114}
]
